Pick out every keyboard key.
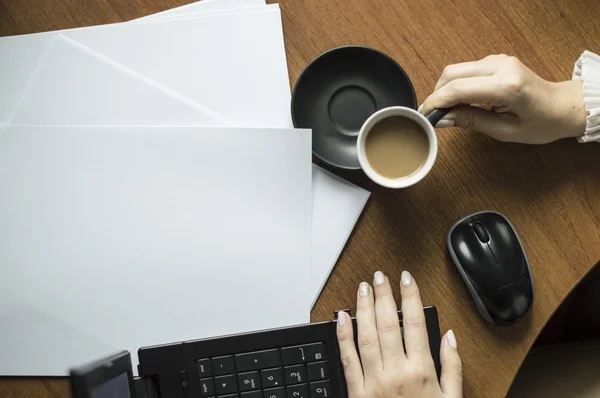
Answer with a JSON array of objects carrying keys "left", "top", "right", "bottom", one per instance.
[
  {"left": 261, "top": 368, "right": 284, "bottom": 388},
  {"left": 199, "top": 378, "right": 214, "bottom": 397},
  {"left": 220, "top": 395, "right": 239, "bottom": 398},
  {"left": 281, "top": 345, "right": 307, "bottom": 364},
  {"left": 310, "top": 380, "right": 332, "bottom": 397},
  {"left": 284, "top": 364, "right": 307, "bottom": 385},
  {"left": 304, "top": 343, "right": 327, "bottom": 362},
  {"left": 213, "top": 355, "right": 235, "bottom": 375},
  {"left": 197, "top": 358, "right": 211, "bottom": 377},
  {"left": 281, "top": 343, "right": 327, "bottom": 364},
  {"left": 236, "top": 349, "right": 280, "bottom": 372},
  {"left": 287, "top": 383, "right": 309, "bottom": 398},
  {"left": 215, "top": 374, "right": 238, "bottom": 395},
  {"left": 241, "top": 392, "right": 262, "bottom": 398},
  {"left": 238, "top": 371, "right": 261, "bottom": 391},
  {"left": 307, "top": 361, "right": 329, "bottom": 381},
  {"left": 263, "top": 387, "right": 286, "bottom": 398}
]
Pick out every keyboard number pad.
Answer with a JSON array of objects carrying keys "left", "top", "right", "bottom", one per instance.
[{"left": 195, "top": 342, "right": 331, "bottom": 397}]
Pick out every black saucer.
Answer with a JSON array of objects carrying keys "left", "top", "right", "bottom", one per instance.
[{"left": 291, "top": 46, "right": 417, "bottom": 169}]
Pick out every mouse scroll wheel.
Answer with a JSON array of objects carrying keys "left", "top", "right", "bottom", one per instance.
[{"left": 473, "top": 222, "right": 490, "bottom": 243}]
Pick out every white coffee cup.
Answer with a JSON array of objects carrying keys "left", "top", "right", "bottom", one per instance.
[{"left": 357, "top": 106, "right": 439, "bottom": 189}]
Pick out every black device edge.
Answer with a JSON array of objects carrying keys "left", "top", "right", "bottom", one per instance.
[{"left": 69, "top": 350, "right": 138, "bottom": 398}]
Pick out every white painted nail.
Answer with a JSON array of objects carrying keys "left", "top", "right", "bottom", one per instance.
[
  {"left": 359, "top": 282, "right": 370, "bottom": 297},
  {"left": 337, "top": 311, "right": 347, "bottom": 327},
  {"left": 436, "top": 118, "right": 455, "bottom": 128},
  {"left": 374, "top": 271, "right": 385, "bottom": 286},
  {"left": 447, "top": 330, "right": 457, "bottom": 349},
  {"left": 401, "top": 271, "right": 412, "bottom": 286},
  {"left": 417, "top": 104, "right": 424, "bottom": 113}
]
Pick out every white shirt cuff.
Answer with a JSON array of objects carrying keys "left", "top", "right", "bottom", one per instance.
[{"left": 573, "top": 50, "right": 600, "bottom": 143}]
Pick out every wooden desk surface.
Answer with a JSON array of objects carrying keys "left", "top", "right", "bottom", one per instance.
[{"left": 1, "top": 0, "right": 600, "bottom": 396}]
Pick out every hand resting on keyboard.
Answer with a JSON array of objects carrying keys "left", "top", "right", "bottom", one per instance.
[{"left": 336, "top": 271, "right": 463, "bottom": 398}]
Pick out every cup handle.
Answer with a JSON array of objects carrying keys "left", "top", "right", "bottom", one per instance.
[{"left": 425, "top": 108, "right": 451, "bottom": 127}]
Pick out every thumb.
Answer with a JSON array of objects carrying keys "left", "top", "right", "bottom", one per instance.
[
  {"left": 440, "top": 330, "right": 462, "bottom": 398},
  {"left": 436, "top": 105, "right": 518, "bottom": 142}
]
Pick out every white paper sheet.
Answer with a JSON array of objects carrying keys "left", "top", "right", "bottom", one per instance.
[
  {"left": 0, "top": 0, "right": 266, "bottom": 126},
  {"left": 0, "top": 33, "right": 52, "bottom": 125},
  {"left": 59, "top": 6, "right": 292, "bottom": 128},
  {"left": 11, "top": 36, "right": 223, "bottom": 126},
  {"left": 12, "top": 36, "right": 370, "bottom": 308},
  {"left": 1, "top": 0, "right": 371, "bottom": 376},
  {"left": 11, "top": 6, "right": 286, "bottom": 127},
  {"left": 310, "top": 166, "right": 370, "bottom": 307},
  {"left": 0, "top": 125, "right": 312, "bottom": 376},
  {"left": 1, "top": 5, "right": 289, "bottom": 129}
]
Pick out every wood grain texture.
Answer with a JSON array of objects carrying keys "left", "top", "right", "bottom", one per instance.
[{"left": 1, "top": 0, "right": 600, "bottom": 397}]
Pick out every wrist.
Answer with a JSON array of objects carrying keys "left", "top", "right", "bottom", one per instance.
[{"left": 551, "top": 80, "right": 587, "bottom": 139}]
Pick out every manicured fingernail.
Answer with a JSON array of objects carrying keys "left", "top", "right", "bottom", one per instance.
[
  {"left": 374, "top": 271, "right": 385, "bottom": 286},
  {"left": 401, "top": 271, "right": 412, "bottom": 286},
  {"left": 337, "top": 311, "right": 347, "bottom": 327},
  {"left": 447, "top": 330, "right": 457, "bottom": 349},
  {"left": 436, "top": 118, "right": 455, "bottom": 128},
  {"left": 417, "top": 104, "right": 424, "bottom": 113},
  {"left": 359, "top": 282, "right": 370, "bottom": 297}
]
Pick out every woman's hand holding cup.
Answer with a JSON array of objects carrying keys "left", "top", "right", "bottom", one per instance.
[{"left": 420, "top": 54, "right": 587, "bottom": 144}]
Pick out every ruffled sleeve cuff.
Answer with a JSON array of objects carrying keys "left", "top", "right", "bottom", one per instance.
[{"left": 573, "top": 50, "right": 600, "bottom": 143}]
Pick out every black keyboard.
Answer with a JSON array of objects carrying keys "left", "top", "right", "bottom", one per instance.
[
  {"left": 69, "top": 306, "right": 441, "bottom": 398},
  {"left": 196, "top": 342, "right": 331, "bottom": 398}
]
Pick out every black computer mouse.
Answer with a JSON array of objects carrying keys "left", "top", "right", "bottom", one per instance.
[{"left": 447, "top": 211, "right": 534, "bottom": 325}]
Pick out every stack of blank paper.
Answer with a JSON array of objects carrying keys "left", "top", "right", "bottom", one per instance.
[{"left": 0, "top": 0, "right": 370, "bottom": 376}]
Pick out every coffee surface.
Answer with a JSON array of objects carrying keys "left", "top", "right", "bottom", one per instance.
[{"left": 365, "top": 116, "right": 429, "bottom": 179}]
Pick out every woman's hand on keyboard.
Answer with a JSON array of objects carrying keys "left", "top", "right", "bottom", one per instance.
[{"left": 336, "top": 271, "right": 462, "bottom": 398}]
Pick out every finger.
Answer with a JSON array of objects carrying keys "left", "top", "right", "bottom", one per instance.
[
  {"left": 440, "top": 330, "right": 463, "bottom": 398},
  {"left": 373, "top": 271, "right": 405, "bottom": 367},
  {"left": 437, "top": 105, "right": 519, "bottom": 142},
  {"left": 356, "top": 282, "right": 383, "bottom": 377},
  {"left": 421, "top": 76, "right": 505, "bottom": 115},
  {"left": 399, "top": 271, "right": 432, "bottom": 362},
  {"left": 434, "top": 54, "right": 509, "bottom": 91},
  {"left": 336, "top": 311, "right": 364, "bottom": 395},
  {"left": 434, "top": 60, "right": 496, "bottom": 91}
]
